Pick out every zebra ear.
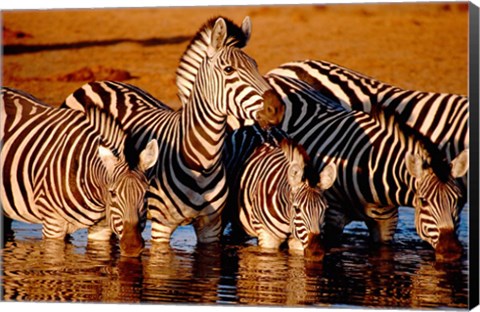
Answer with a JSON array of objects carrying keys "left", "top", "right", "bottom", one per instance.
[
  {"left": 288, "top": 147, "right": 305, "bottom": 190},
  {"left": 451, "top": 149, "right": 468, "bottom": 178},
  {"left": 241, "top": 16, "right": 252, "bottom": 44},
  {"left": 98, "top": 145, "right": 119, "bottom": 175},
  {"left": 207, "top": 17, "right": 228, "bottom": 58},
  {"left": 288, "top": 164, "right": 304, "bottom": 190},
  {"left": 318, "top": 163, "right": 337, "bottom": 190},
  {"left": 138, "top": 139, "right": 159, "bottom": 172},
  {"left": 406, "top": 153, "right": 425, "bottom": 179}
]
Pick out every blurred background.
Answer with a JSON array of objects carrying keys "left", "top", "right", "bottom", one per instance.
[{"left": 2, "top": 2, "right": 468, "bottom": 109}]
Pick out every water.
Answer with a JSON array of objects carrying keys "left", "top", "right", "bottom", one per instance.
[{"left": 1, "top": 207, "right": 470, "bottom": 308}]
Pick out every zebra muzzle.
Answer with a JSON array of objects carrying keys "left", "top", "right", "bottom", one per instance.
[
  {"left": 119, "top": 222, "right": 145, "bottom": 258},
  {"left": 435, "top": 228, "right": 462, "bottom": 262},
  {"left": 256, "top": 89, "right": 284, "bottom": 128},
  {"left": 304, "top": 232, "right": 325, "bottom": 261}
]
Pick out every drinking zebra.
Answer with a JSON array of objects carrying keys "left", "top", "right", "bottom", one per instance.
[
  {"left": 166, "top": 16, "right": 469, "bottom": 259},
  {"left": 1, "top": 87, "right": 159, "bottom": 257},
  {"left": 266, "top": 74, "right": 468, "bottom": 261},
  {"left": 169, "top": 17, "right": 468, "bottom": 259},
  {"left": 226, "top": 127, "right": 336, "bottom": 260},
  {"left": 61, "top": 16, "right": 284, "bottom": 244},
  {"left": 267, "top": 59, "right": 468, "bottom": 171}
]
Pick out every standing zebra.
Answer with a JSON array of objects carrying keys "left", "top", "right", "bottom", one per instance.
[
  {"left": 169, "top": 21, "right": 469, "bottom": 259},
  {"left": 228, "top": 129, "right": 336, "bottom": 260},
  {"left": 62, "top": 16, "right": 283, "bottom": 245},
  {"left": 266, "top": 74, "right": 468, "bottom": 261},
  {"left": 1, "top": 87, "right": 159, "bottom": 257},
  {"left": 266, "top": 60, "right": 468, "bottom": 172}
]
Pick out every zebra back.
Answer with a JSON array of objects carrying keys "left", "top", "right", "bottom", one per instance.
[{"left": 266, "top": 59, "right": 469, "bottom": 162}]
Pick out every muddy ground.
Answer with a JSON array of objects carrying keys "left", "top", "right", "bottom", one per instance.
[{"left": 2, "top": 2, "right": 469, "bottom": 109}]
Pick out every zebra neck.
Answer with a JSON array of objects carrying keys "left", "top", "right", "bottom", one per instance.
[{"left": 179, "top": 91, "right": 226, "bottom": 173}]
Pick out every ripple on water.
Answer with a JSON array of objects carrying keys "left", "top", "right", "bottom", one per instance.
[{"left": 1, "top": 206, "right": 469, "bottom": 308}]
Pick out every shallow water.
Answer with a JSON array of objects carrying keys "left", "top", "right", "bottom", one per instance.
[{"left": 1, "top": 207, "right": 469, "bottom": 308}]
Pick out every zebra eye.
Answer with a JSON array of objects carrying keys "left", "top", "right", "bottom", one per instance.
[
  {"left": 223, "top": 66, "right": 235, "bottom": 74},
  {"left": 419, "top": 198, "right": 428, "bottom": 207},
  {"left": 109, "top": 190, "right": 117, "bottom": 199}
]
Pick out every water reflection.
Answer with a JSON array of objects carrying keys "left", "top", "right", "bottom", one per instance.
[
  {"left": 142, "top": 242, "right": 221, "bottom": 303},
  {"left": 1, "top": 207, "right": 469, "bottom": 308},
  {"left": 235, "top": 246, "right": 321, "bottom": 306}
]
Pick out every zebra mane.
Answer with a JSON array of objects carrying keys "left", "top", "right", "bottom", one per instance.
[
  {"left": 371, "top": 107, "right": 452, "bottom": 182},
  {"left": 2, "top": 87, "right": 51, "bottom": 109},
  {"left": 176, "top": 16, "right": 250, "bottom": 106},
  {"left": 84, "top": 107, "right": 128, "bottom": 165},
  {"left": 278, "top": 138, "right": 320, "bottom": 187}
]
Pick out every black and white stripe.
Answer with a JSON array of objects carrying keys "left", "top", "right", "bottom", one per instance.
[
  {"left": 265, "top": 74, "right": 468, "bottom": 260},
  {"left": 169, "top": 19, "right": 469, "bottom": 258},
  {"left": 225, "top": 128, "right": 336, "bottom": 259},
  {"left": 62, "top": 16, "right": 282, "bottom": 244},
  {"left": 267, "top": 60, "right": 469, "bottom": 165},
  {"left": 1, "top": 87, "right": 158, "bottom": 257}
]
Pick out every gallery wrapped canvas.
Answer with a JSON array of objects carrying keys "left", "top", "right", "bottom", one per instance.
[{"left": 1, "top": 1, "right": 478, "bottom": 310}]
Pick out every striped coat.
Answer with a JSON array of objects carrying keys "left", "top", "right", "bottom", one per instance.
[
  {"left": 266, "top": 74, "right": 468, "bottom": 261},
  {"left": 1, "top": 87, "right": 158, "bottom": 257},
  {"left": 225, "top": 128, "right": 336, "bottom": 260},
  {"left": 62, "top": 16, "right": 283, "bottom": 244},
  {"left": 267, "top": 59, "right": 468, "bottom": 188}
]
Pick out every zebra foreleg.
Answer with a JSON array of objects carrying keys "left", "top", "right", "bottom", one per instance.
[
  {"left": 193, "top": 210, "right": 223, "bottom": 244},
  {"left": 364, "top": 205, "right": 399, "bottom": 245},
  {"left": 2, "top": 216, "right": 14, "bottom": 245},
  {"left": 257, "top": 228, "right": 283, "bottom": 249},
  {"left": 323, "top": 205, "right": 349, "bottom": 248},
  {"left": 151, "top": 220, "right": 177, "bottom": 244},
  {"left": 287, "top": 236, "right": 304, "bottom": 253},
  {"left": 2, "top": 216, "right": 14, "bottom": 235},
  {"left": 88, "top": 218, "right": 114, "bottom": 241}
]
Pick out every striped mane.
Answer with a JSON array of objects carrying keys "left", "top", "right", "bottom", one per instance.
[
  {"left": 371, "top": 107, "right": 453, "bottom": 183},
  {"left": 83, "top": 106, "right": 129, "bottom": 166},
  {"left": 278, "top": 138, "right": 320, "bottom": 187},
  {"left": 176, "top": 16, "right": 250, "bottom": 106}
]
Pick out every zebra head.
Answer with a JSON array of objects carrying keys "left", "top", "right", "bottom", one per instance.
[
  {"left": 285, "top": 141, "right": 337, "bottom": 261},
  {"left": 406, "top": 149, "right": 468, "bottom": 262},
  {"left": 194, "top": 17, "right": 284, "bottom": 130},
  {"left": 98, "top": 139, "right": 159, "bottom": 257}
]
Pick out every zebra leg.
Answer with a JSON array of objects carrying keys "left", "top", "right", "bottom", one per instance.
[
  {"left": 150, "top": 220, "right": 177, "bottom": 244},
  {"left": 2, "top": 216, "right": 14, "bottom": 245},
  {"left": 288, "top": 237, "right": 304, "bottom": 253},
  {"left": 257, "top": 229, "right": 282, "bottom": 249},
  {"left": 193, "top": 210, "right": 223, "bottom": 244},
  {"left": 88, "top": 218, "right": 113, "bottom": 241},
  {"left": 323, "top": 205, "right": 349, "bottom": 247},
  {"left": 41, "top": 219, "right": 70, "bottom": 241},
  {"left": 365, "top": 205, "right": 399, "bottom": 244},
  {"left": 2, "top": 216, "right": 14, "bottom": 236}
]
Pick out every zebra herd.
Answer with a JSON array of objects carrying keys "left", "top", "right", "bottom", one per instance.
[{"left": 1, "top": 16, "right": 469, "bottom": 262}]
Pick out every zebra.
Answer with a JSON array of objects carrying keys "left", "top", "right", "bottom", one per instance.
[
  {"left": 225, "top": 127, "right": 336, "bottom": 260},
  {"left": 169, "top": 19, "right": 469, "bottom": 259},
  {"left": 266, "top": 59, "right": 469, "bottom": 188},
  {"left": 265, "top": 73, "right": 468, "bottom": 261},
  {"left": 1, "top": 87, "right": 159, "bottom": 257},
  {"left": 61, "top": 16, "right": 284, "bottom": 245}
]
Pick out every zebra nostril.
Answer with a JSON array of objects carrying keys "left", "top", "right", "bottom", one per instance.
[
  {"left": 267, "top": 105, "right": 276, "bottom": 116},
  {"left": 435, "top": 228, "right": 463, "bottom": 262}
]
